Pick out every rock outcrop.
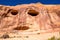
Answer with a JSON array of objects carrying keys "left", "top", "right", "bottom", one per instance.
[{"left": 0, "top": 3, "right": 60, "bottom": 40}]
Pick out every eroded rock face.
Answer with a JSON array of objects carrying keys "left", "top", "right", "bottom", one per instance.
[{"left": 0, "top": 3, "right": 60, "bottom": 36}]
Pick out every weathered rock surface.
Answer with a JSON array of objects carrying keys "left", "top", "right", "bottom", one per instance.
[{"left": 0, "top": 3, "right": 60, "bottom": 40}]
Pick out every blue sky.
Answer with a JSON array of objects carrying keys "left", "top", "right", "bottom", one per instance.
[{"left": 0, "top": 0, "right": 60, "bottom": 6}]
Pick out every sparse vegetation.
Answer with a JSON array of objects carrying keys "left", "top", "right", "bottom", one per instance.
[
  {"left": 48, "top": 36, "right": 60, "bottom": 40},
  {"left": 48, "top": 32, "right": 60, "bottom": 40},
  {"left": 48, "top": 36, "right": 55, "bottom": 40}
]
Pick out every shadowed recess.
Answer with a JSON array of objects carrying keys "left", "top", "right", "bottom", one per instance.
[
  {"left": 13, "top": 26, "right": 29, "bottom": 30},
  {"left": 28, "top": 9, "right": 39, "bottom": 16}
]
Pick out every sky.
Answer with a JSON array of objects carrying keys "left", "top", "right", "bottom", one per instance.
[{"left": 0, "top": 0, "right": 60, "bottom": 6}]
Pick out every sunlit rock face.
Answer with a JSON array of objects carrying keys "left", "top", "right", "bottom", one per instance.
[{"left": 0, "top": 3, "right": 60, "bottom": 40}]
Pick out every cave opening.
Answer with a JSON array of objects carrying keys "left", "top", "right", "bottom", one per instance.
[{"left": 28, "top": 9, "right": 39, "bottom": 16}]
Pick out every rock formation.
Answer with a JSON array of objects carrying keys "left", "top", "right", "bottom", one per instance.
[{"left": 0, "top": 3, "right": 60, "bottom": 40}]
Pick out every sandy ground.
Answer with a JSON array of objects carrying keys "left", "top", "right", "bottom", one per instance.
[{"left": 0, "top": 31, "right": 60, "bottom": 40}]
